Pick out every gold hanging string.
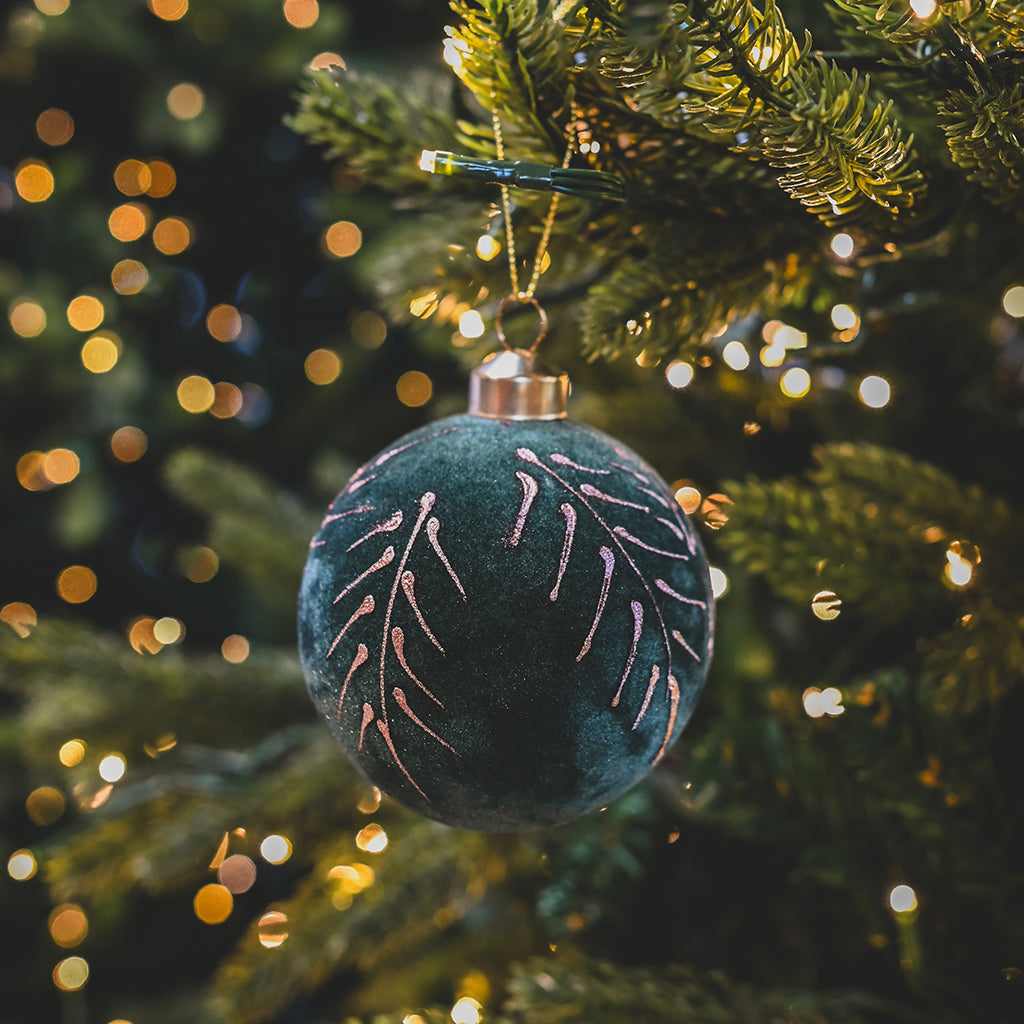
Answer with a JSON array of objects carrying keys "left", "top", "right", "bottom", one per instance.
[{"left": 491, "top": 105, "right": 578, "bottom": 304}]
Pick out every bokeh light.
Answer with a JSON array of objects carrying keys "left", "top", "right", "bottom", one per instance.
[
  {"left": 910, "top": 0, "right": 937, "bottom": 17},
  {"left": 709, "top": 566, "right": 728, "bottom": 599},
  {"left": 177, "top": 375, "right": 216, "bottom": 413},
  {"left": 221, "top": 634, "right": 250, "bottom": 663},
  {"left": 148, "top": 0, "right": 188, "bottom": 19},
  {"left": 674, "top": 484, "right": 701, "bottom": 515},
  {"left": 351, "top": 310, "right": 387, "bottom": 348},
  {"left": 109, "top": 425, "right": 148, "bottom": 462},
  {"left": 35, "top": 0, "right": 70, "bottom": 14},
  {"left": 889, "top": 883, "right": 918, "bottom": 913},
  {"left": 208, "top": 381, "right": 242, "bottom": 418},
  {"left": 56, "top": 566, "right": 97, "bottom": 604},
  {"left": 108, "top": 203, "right": 150, "bottom": 242},
  {"left": 15, "top": 159, "right": 54, "bottom": 202},
  {"left": 112, "top": 259, "right": 149, "bottom": 295},
  {"left": 26, "top": 786, "right": 66, "bottom": 826},
  {"left": 98, "top": 753, "right": 126, "bottom": 782},
  {"left": 114, "top": 159, "right": 152, "bottom": 197},
  {"left": 803, "top": 686, "right": 845, "bottom": 718},
  {"left": 43, "top": 448, "right": 80, "bottom": 485},
  {"left": 8, "top": 849, "right": 38, "bottom": 880},
  {"left": 218, "top": 854, "right": 257, "bottom": 893},
  {"left": 396, "top": 370, "right": 433, "bottom": 407},
  {"left": 1, "top": 601, "right": 38, "bottom": 638},
  {"left": 830, "top": 303, "right": 859, "bottom": 330},
  {"left": 859, "top": 375, "right": 891, "bottom": 408},
  {"left": 49, "top": 904, "right": 89, "bottom": 948},
  {"left": 458, "top": 309, "right": 486, "bottom": 339},
  {"left": 206, "top": 304, "right": 242, "bottom": 342},
  {"left": 309, "top": 52, "right": 346, "bottom": 70},
  {"left": 153, "top": 217, "right": 191, "bottom": 254},
  {"left": 780, "top": 366, "right": 811, "bottom": 398},
  {"left": 665, "top": 360, "right": 694, "bottom": 388},
  {"left": 9, "top": 298, "right": 47, "bottom": 337},
  {"left": 53, "top": 956, "right": 89, "bottom": 991},
  {"left": 194, "top": 883, "right": 233, "bottom": 924},
  {"left": 17, "top": 451, "right": 49, "bottom": 491},
  {"left": 66, "top": 295, "right": 105, "bottom": 332},
  {"left": 476, "top": 234, "right": 501, "bottom": 261},
  {"left": 451, "top": 997, "right": 482, "bottom": 1024},
  {"left": 36, "top": 107, "right": 74, "bottom": 146},
  {"left": 812, "top": 590, "right": 841, "bottom": 620},
  {"left": 721, "top": 340, "right": 750, "bottom": 370},
  {"left": 146, "top": 159, "right": 177, "bottom": 197},
  {"left": 260, "top": 834, "right": 293, "bottom": 864},
  {"left": 153, "top": 617, "right": 184, "bottom": 645},
  {"left": 830, "top": 232, "right": 854, "bottom": 258},
  {"left": 283, "top": 0, "right": 319, "bottom": 28},
  {"left": 82, "top": 331, "right": 122, "bottom": 372},
  {"left": 127, "top": 616, "right": 162, "bottom": 655},
  {"left": 181, "top": 545, "right": 219, "bottom": 583},
  {"left": 944, "top": 540, "right": 979, "bottom": 587},
  {"left": 59, "top": 739, "right": 87, "bottom": 767},
  {"left": 355, "top": 823, "right": 388, "bottom": 853},
  {"left": 322, "top": 220, "right": 362, "bottom": 258},
  {"left": 1001, "top": 285, "right": 1024, "bottom": 318},
  {"left": 305, "top": 348, "right": 342, "bottom": 385},
  {"left": 167, "top": 82, "right": 205, "bottom": 120},
  {"left": 258, "top": 910, "right": 289, "bottom": 948}
]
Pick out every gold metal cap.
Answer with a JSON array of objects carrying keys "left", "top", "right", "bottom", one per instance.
[{"left": 469, "top": 348, "right": 570, "bottom": 420}]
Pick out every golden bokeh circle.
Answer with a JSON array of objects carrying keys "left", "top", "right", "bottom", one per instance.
[
  {"left": 56, "top": 566, "right": 98, "bottom": 604},
  {"left": 193, "top": 883, "right": 233, "bottom": 924}
]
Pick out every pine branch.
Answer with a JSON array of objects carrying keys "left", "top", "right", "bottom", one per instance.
[
  {"left": 39, "top": 725, "right": 351, "bottom": 902},
  {"left": 163, "top": 448, "right": 318, "bottom": 627},
  {"left": 208, "top": 822, "right": 497, "bottom": 1024},
  {"left": 288, "top": 67, "right": 463, "bottom": 196},
  {"left": 717, "top": 442, "right": 1024, "bottom": 708},
  {"left": 448, "top": 0, "right": 574, "bottom": 154},
  {"left": 499, "top": 955, "right": 881, "bottom": 1023},
  {"left": 580, "top": 209, "right": 819, "bottom": 358},
  {"left": 939, "top": 79, "right": 1024, "bottom": 217},
  {"left": 0, "top": 620, "right": 308, "bottom": 759}
]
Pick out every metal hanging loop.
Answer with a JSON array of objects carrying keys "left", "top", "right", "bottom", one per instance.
[{"left": 494, "top": 294, "right": 549, "bottom": 353}]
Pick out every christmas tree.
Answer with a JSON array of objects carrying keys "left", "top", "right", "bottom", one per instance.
[{"left": 3, "top": 1, "right": 1023, "bottom": 1022}]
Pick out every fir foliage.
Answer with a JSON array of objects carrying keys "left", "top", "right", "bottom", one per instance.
[
  {"left": 287, "top": 0, "right": 1024, "bottom": 360},
  {"left": 5, "top": 3, "right": 1024, "bottom": 1023},
  {"left": 718, "top": 442, "right": 1024, "bottom": 710}
]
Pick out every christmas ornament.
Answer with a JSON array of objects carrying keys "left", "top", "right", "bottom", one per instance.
[
  {"left": 298, "top": 328, "right": 714, "bottom": 831},
  {"left": 299, "top": 110, "right": 711, "bottom": 830}
]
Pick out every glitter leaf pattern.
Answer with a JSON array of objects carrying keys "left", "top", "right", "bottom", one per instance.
[
  {"left": 318, "top": 433, "right": 467, "bottom": 800},
  {"left": 513, "top": 446, "right": 706, "bottom": 764}
]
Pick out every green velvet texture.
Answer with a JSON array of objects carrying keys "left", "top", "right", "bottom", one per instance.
[{"left": 298, "top": 414, "right": 713, "bottom": 831}]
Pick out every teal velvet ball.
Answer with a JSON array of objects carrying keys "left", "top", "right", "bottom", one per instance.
[{"left": 298, "top": 414, "right": 714, "bottom": 831}]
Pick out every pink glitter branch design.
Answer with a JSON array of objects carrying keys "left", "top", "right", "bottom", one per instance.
[
  {"left": 550, "top": 503, "right": 577, "bottom": 602},
  {"left": 577, "top": 546, "right": 615, "bottom": 662},
  {"left": 513, "top": 445, "right": 704, "bottom": 762},
  {"left": 326, "top": 478, "right": 464, "bottom": 802},
  {"left": 510, "top": 471, "right": 539, "bottom": 547},
  {"left": 391, "top": 626, "right": 444, "bottom": 706},
  {"left": 427, "top": 517, "right": 466, "bottom": 599},
  {"left": 334, "top": 547, "right": 395, "bottom": 604},
  {"left": 401, "top": 570, "right": 444, "bottom": 653},
  {"left": 347, "top": 510, "right": 404, "bottom": 552}
]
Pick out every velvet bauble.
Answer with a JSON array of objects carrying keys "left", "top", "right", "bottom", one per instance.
[{"left": 298, "top": 414, "right": 713, "bottom": 830}]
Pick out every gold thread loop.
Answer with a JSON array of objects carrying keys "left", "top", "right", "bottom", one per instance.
[
  {"left": 491, "top": 102, "right": 578, "bottom": 326},
  {"left": 495, "top": 294, "right": 549, "bottom": 353}
]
